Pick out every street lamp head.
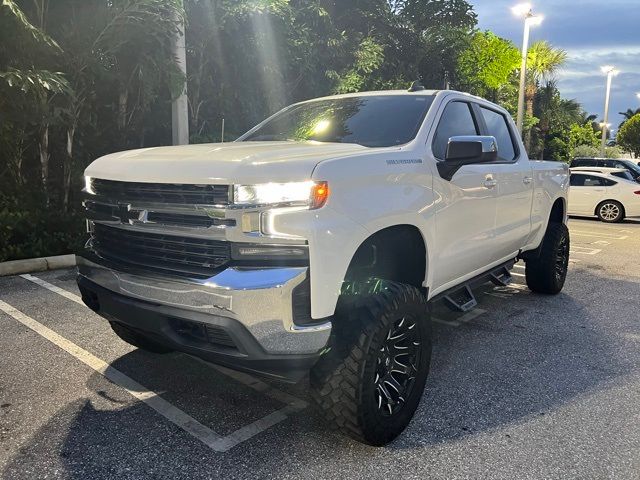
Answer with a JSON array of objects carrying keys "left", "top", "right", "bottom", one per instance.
[
  {"left": 636, "top": 93, "right": 640, "bottom": 100},
  {"left": 601, "top": 65, "right": 617, "bottom": 75},
  {"left": 512, "top": 3, "right": 532, "bottom": 16},
  {"left": 526, "top": 14, "right": 544, "bottom": 26}
]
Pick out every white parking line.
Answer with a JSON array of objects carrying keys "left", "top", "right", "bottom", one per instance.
[
  {"left": 570, "top": 246, "right": 602, "bottom": 255},
  {"left": 0, "top": 300, "right": 225, "bottom": 450},
  {"left": 21, "top": 274, "right": 85, "bottom": 305},
  {"left": 571, "top": 231, "right": 628, "bottom": 240},
  {"left": 17, "top": 274, "right": 309, "bottom": 452}
]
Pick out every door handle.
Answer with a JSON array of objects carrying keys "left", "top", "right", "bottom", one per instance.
[
  {"left": 523, "top": 176, "right": 533, "bottom": 185},
  {"left": 483, "top": 179, "right": 498, "bottom": 189}
]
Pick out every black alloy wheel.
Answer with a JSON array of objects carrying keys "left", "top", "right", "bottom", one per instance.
[{"left": 374, "top": 316, "right": 422, "bottom": 417}]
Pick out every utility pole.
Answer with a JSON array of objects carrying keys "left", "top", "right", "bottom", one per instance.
[{"left": 172, "top": 2, "right": 189, "bottom": 146}]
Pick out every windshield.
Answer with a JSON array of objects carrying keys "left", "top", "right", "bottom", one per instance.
[
  {"left": 240, "top": 95, "right": 435, "bottom": 148},
  {"left": 621, "top": 160, "right": 640, "bottom": 176}
]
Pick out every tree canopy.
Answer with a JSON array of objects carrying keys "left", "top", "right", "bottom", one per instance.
[
  {"left": 0, "top": 0, "right": 600, "bottom": 261},
  {"left": 617, "top": 114, "right": 640, "bottom": 158}
]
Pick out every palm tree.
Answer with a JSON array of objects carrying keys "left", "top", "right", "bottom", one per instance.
[
  {"left": 524, "top": 41, "right": 567, "bottom": 150},
  {"left": 619, "top": 108, "right": 640, "bottom": 129}
]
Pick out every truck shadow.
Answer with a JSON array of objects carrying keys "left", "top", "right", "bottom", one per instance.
[{"left": 2, "top": 269, "right": 638, "bottom": 477}]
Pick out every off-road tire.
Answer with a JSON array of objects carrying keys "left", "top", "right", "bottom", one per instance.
[
  {"left": 310, "top": 280, "right": 431, "bottom": 446},
  {"left": 110, "top": 322, "right": 173, "bottom": 354},
  {"left": 525, "top": 222, "right": 570, "bottom": 294},
  {"left": 596, "top": 200, "right": 624, "bottom": 223}
]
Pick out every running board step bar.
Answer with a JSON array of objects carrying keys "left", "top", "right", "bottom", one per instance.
[
  {"left": 433, "top": 259, "right": 516, "bottom": 313},
  {"left": 489, "top": 265, "right": 513, "bottom": 287},
  {"left": 443, "top": 285, "right": 477, "bottom": 312}
]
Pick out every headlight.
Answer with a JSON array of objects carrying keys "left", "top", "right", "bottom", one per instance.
[
  {"left": 233, "top": 181, "right": 329, "bottom": 209},
  {"left": 84, "top": 176, "right": 96, "bottom": 195}
]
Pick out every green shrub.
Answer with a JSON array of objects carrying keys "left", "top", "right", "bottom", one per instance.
[{"left": 0, "top": 198, "right": 86, "bottom": 262}]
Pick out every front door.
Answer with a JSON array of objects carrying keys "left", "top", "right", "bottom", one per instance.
[{"left": 429, "top": 100, "right": 498, "bottom": 290}]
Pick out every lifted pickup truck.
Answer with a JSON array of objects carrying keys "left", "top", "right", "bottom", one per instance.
[{"left": 77, "top": 88, "right": 570, "bottom": 446}]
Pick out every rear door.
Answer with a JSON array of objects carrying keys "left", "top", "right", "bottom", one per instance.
[
  {"left": 569, "top": 174, "right": 607, "bottom": 214},
  {"left": 429, "top": 99, "right": 499, "bottom": 289},
  {"left": 477, "top": 104, "right": 534, "bottom": 260}
]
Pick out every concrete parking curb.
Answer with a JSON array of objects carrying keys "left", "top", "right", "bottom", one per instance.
[{"left": 0, "top": 254, "right": 76, "bottom": 277}]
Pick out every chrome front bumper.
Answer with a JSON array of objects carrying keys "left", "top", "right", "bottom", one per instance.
[{"left": 76, "top": 254, "right": 331, "bottom": 355}]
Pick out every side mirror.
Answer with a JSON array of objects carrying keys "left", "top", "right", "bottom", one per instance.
[
  {"left": 438, "top": 136, "right": 498, "bottom": 181},
  {"left": 445, "top": 136, "right": 498, "bottom": 163}
]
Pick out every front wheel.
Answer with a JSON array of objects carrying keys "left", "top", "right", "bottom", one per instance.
[
  {"left": 311, "top": 280, "right": 431, "bottom": 446},
  {"left": 597, "top": 200, "right": 624, "bottom": 223},
  {"left": 525, "top": 222, "right": 570, "bottom": 294}
]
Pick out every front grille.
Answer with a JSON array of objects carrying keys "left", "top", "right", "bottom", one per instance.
[
  {"left": 91, "top": 224, "right": 231, "bottom": 277},
  {"left": 92, "top": 179, "right": 230, "bottom": 205}
]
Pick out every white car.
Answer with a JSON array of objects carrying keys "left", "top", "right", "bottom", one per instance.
[
  {"left": 78, "top": 89, "right": 569, "bottom": 445},
  {"left": 569, "top": 170, "right": 640, "bottom": 222}
]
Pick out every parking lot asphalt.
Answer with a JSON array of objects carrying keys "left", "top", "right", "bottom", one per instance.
[{"left": 1, "top": 217, "right": 639, "bottom": 479}]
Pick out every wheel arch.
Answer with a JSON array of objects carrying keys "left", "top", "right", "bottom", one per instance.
[
  {"left": 342, "top": 224, "right": 429, "bottom": 293},
  {"left": 549, "top": 196, "right": 566, "bottom": 224}
]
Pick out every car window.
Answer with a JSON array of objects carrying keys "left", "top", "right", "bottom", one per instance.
[
  {"left": 618, "top": 160, "right": 640, "bottom": 176},
  {"left": 432, "top": 101, "right": 478, "bottom": 159},
  {"left": 570, "top": 174, "right": 587, "bottom": 186},
  {"left": 611, "top": 171, "right": 634, "bottom": 181},
  {"left": 602, "top": 178, "right": 617, "bottom": 186},
  {"left": 571, "top": 159, "right": 595, "bottom": 167},
  {"left": 571, "top": 174, "right": 609, "bottom": 187},
  {"left": 479, "top": 107, "right": 517, "bottom": 161},
  {"left": 602, "top": 160, "right": 616, "bottom": 168}
]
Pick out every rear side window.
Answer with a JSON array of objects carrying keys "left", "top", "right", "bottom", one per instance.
[
  {"left": 432, "top": 102, "right": 478, "bottom": 159},
  {"left": 571, "top": 174, "right": 616, "bottom": 187},
  {"left": 479, "top": 107, "right": 517, "bottom": 161}
]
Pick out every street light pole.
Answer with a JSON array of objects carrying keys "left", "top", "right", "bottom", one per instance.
[
  {"left": 172, "top": 2, "right": 189, "bottom": 146},
  {"left": 513, "top": 4, "right": 543, "bottom": 135},
  {"left": 600, "top": 66, "right": 618, "bottom": 157}
]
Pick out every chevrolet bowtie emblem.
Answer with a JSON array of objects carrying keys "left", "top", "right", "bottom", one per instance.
[{"left": 118, "top": 204, "right": 150, "bottom": 224}]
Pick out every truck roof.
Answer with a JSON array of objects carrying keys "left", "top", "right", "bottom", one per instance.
[{"left": 293, "top": 89, "right": 486, "bottom": 104}]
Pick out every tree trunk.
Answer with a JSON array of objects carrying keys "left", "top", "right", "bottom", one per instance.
[
  {"left": 63, "top": 125, "right": 76, "bottom": 212},
  {"left": 524, "top": 94, "right": 535, "bottom": 153},
  {"left": 39, "top": 125, "right": 50, "bottom": 205}
]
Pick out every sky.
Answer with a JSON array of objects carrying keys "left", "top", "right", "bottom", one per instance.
[{"left": 474, "top": 0, "right": 640, "bottom": 131}]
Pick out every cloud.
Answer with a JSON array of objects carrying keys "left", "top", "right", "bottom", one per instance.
[{"left": 473, "top": 0, "right": 640, "bottom": 123}]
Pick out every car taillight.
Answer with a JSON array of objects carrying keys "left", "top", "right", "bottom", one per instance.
[{"left": 635, "top": 190, "right": 640, "bottom": 195}]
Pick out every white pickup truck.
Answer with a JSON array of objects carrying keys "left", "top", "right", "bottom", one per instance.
[{"left": 77, "top": 88, "right": 570, "bottom": 445}]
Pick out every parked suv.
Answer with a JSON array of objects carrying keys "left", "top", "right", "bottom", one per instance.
[{"left": 78, "top": 89, "right": 570, "bottom": 445}]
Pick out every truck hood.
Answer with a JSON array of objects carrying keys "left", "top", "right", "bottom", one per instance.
[{"left": 85, "top": 141, "right": 369, "bottom": 184}]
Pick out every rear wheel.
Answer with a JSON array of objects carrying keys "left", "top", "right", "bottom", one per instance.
[
  {"left": 311, "top": 280, "right": 431, "bottom": 446},
  {"left": 110, "top": 322, "right": 173, "bottom": 353},
  {"left": 525, "top": 222, "right": 570, "bottom": 294},
  {"left": 596, "top": 200, "right": 624, "bottom": 223}
]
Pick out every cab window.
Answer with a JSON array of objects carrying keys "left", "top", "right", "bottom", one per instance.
[
  {"left": 479, "top": 107, "right": 517, "bottom": 161},
  {"left": 432, "top": 102, "right": 478, "bottom": 160}
]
